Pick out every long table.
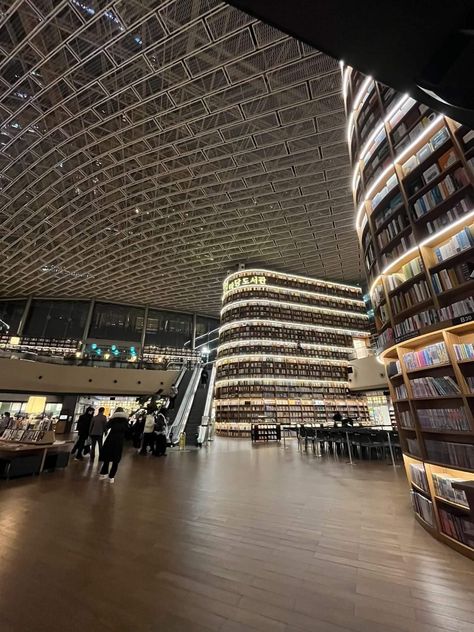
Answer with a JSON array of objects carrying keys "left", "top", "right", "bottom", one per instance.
[{"left": 0, "top": 440, "right": 72, "bottom": 479}]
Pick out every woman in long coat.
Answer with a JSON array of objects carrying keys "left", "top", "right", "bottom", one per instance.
[{"left": 99, "top": 407, "right": 128, "bottom": 483}]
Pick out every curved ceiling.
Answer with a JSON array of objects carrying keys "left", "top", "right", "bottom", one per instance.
[{"left": 0, "top": 0, "right": 362, "bottom": 315}]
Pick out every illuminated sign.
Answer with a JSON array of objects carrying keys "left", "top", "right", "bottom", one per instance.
[{"left": 223, "top": 275, "right": 266, "bottom": 293}]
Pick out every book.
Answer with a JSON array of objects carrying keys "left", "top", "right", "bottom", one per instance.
[
  {"left": 409, "top": 375, "right": 460, "bottom": 398},
  {"left": 403, "top": 342, "right": 449, "bottom": 369}
]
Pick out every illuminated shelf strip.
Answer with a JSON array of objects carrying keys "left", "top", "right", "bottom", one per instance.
[
  {"left": 346, "top": 75, "right": 374, "bottom": 142},
  {"left": 355, "top": 114, "right": 445, "bottom": 231},
  {"left": 217, "top": 339, "right": 353, "bottom": 353},
  {"left": 216, "top": 354, "right": 349, "bottom": 367},
  {"left": 220, "top": 318, "right": 370, "bottom": 338},
  {"left": 221, "top": 298, "right": 369, "bottom": 319},
  {"left": 369, "top": 208, "right": 474, "bottom": 297},
  {"left": 223, "top": 268, "right": 362, "bottom": 293},
  {"left": 215, "top": 377, "right": 350, "bottom": 388},
  {"left": 224, "top": 283, "right": 365, "bottom": 306}
]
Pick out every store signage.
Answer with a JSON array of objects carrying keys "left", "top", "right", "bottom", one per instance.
[
  {"left": 452, "top": 313, "right": 473, "bottom": 326},
  {"left": 394, "top": 330, "right": 419, "bottom": 344},
  {"left": 224, "top": 275, "right": 266, "bottom": 292}
]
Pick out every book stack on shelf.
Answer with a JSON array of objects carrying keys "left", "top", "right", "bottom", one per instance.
[
  {"left": 432, "top": 472, "right": 469, "bottom": 507},
  {"left": 215, "top": 268, "right": 371, "bottom": 436},
  {"left": 344, "top": 64, "right": 474, "bottom": 558}
]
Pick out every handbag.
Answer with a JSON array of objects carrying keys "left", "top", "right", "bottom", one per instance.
[{"left": 83, "top": 436, "right": 91, "bottom": 455}]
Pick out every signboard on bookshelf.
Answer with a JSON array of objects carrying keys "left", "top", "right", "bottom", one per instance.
[
  {"left": 453, "top": 313, "right": 474, "bottom": 326},
  {"left": 395, "top": 330, "right": 420, "bottom": 344}
]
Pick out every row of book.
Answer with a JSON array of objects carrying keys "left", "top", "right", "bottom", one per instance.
[
  {"left": 376, "top": 327, "right": 394, "bottom": 352},
  {"left": 433, "top": 226, "right": 474, "bottom": 263},
  {"left": 412, "top": 169, "right": 468, "bottom": 219},
  {"left": 432, "top": 472, "right": 469, "bottom": 507},
  {"left": 373, "top": 192, "right": 404, "bottom": 229},
  {"left": 391, "top": 280, "right": 431, "bottom": 313},
  {"left": 1, "top": 429, "right": 51, "bottom": 443},
  {"left": 377, "top": 215, "right": 410, "bottom": 251},
  {"left": 380, "top": 233, "right": 415, "bottom": 268},
  {"left": 439, "top": 297, "right": 474, "bottom": 321},
  {"left": 417, "top": 406, "right": 471, "bottom": 432},
  {"left": 371, "top": 173, "right": 398, "bottom": 212},
  {"left": 391, "top": 101, "right": 429, "bottom": 145},
  {"left": 395, "top": 384, "right": 408, "bottom": 400},
  {"left": 467, "top": 376, "right": 474, "bottom": 392},
  {"left": 411, "top": 491, "right": 435, "bottom": 526},
  {"left": 425, "top": 439, "right": 474, "bottom": 470},
  {"left": 5, "top": 418, "right": 54, "bottom": 431},
  {"left": 403, "top": 342, "right": 449, "bottom": 370},
  {"left": 221, "top": 327, "right": 352, "bottom": 348},
  {"left": 386, "top": 257, "right": 424, "bottom": 293},
  {"left": 426, "top": 198, "right": 472, "bottom": 234},
  {"left": 398, "top": 409, "right": 415, "bottom": 429},
  {"left": 409, "top": 462, "right": 429, "bottom": 492},
  {"left": 394, "top": 308, "right": 438, "bottom": 339},
  {"left": 406, "top": 437, "right": 421, "bottom": 457},
  {"left": 223, "top": 306, "right": 367, "bottom": 329},
  {"left": 431, "top": 263, "right": 472, "bottom": 294},
  {"left": 438, "top": 508, "right": 474, "bottom": 548},
  {"left": 453, "top": 343, "right": 474, "bottom": 362},
  {"left": 402, "top": 126, "right": 450, "bottom": 177},
  {"left": 410, "top": 375, "right": 460, "bottom": 398}
]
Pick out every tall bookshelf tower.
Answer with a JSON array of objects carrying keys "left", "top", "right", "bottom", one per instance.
[
  {"left": 344, "top": 65, "right": 474, "bottom": 558},
  {"left": 214, "top": 268, "right": 371, "bottom": 435}
]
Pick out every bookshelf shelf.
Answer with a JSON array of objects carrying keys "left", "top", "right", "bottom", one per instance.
[{"left": 346, "top": 66, "right": 474, "bottom": 558}]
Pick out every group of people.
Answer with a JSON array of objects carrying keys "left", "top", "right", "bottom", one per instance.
[
  {"left": 137, "top": 408, "right": 168, "bottom": 457},
  {"left": 72, "top": 406, "right": 129, "bottom": 483}
]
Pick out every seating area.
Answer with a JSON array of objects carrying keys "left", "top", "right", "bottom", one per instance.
[{"left": 295, "top": 425, "right": 402, "bottom": 464}]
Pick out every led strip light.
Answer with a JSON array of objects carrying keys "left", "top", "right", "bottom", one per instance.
[
  {"left": 346, "top": 75, "right": 374, "bottom": 143},
  {"left": 217, "top": 339, "right": 353, "bottom": 353},
  {"left": 216, "top": 354, "right": 349, "bottom": 367},
  {"left": 223, "top": 282, "right": 365, "bottom": 307},
  {"left": 219, "top": 318, "right": 370, "bottom": 338},
  {"left": 355, "top": 114, "right": 445, "bottom": 231},
  {"left": 220, "top": 298, "right": 369, "bottom": 319}
]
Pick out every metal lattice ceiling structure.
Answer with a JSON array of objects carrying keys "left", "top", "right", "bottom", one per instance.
[{"left": 0, "top": 0, "right": 362, "bottom": 316}]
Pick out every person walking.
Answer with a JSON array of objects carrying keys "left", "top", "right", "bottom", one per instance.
[
  {"left": 201, "top": 367, "right": 209, "bottom": 388},
  {"left": 99, "top": 407, "right": 128, "bottom": 483},
  {"left": 89, "top": 406, "right": 107, "bottom": 461},
  {"left": 154, "top": 409, "right": 168, "bottom": 457},
  {"left": 0, "top": 411, "right": 11, "bottom": 435},
  {"left": 72, "top": 406, "right": 94, "bottom": 460},
  {"left": 139, "top": 407, "right": 156, "bottom": 455}
]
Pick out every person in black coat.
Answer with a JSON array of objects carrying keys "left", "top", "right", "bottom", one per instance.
[
  {"left": 99, "top": 407, "right": 129, "bottom": 483},
  {"left": 72, "top": 406, "right": 94, "bottom": 460}
]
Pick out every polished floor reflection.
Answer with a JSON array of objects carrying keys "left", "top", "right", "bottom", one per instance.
[{"left": 0, "top": 438, "right": 473, "bottom": 632}]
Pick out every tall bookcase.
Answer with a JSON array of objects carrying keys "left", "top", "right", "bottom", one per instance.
[
  {"left": 344, "top": 65, "right": 474, "bottom": 558},
  {"left": 214, "top": 268, "right": 371, "bottom": 435}
]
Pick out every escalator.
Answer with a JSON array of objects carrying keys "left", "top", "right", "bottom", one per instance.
[
  {"left": 184, "top": 379, "right": 211, "bottom": 446},
  {"left": 166, "top": 368, "right": 193, "bottom": 426}
]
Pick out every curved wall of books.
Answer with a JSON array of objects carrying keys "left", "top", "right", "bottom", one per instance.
[
  {"left": 214, "top": 268, "right": 370, "bottom": 436},
  {"left": 344, "top": 65, "right": 474, "bottom": 558}
]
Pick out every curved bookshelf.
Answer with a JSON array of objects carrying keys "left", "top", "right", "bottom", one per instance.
[
  {"left": 344, "top": 65, "right": 474, "bottom": 559},
  {"left": 214, "top": 268, "right": 371, "bottom": 436}
]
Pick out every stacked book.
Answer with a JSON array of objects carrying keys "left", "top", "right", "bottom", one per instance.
[
  {"left": 411, "top": 491, "right": 434, "bottom": 526},
  {"left": 374, "top": 192, "right": 404, "bottom": 229},
  {"left": 432, "top": 263, "right": 472, "bottom": 294},
  {"left": 399, "top": 409, "right": 415, "bottom": 429},
  {"left": 412, "top": 168, "right": 468, "bottom": 219},
  {"left": 410, "top": 375, "right": 460, "bottom": 397},
  {"left": 380, "top": 233, "right": 415, "bottom": 267},
  {"left": 410, "top": 462, "right": 429, "bottom": 492},
  {"left": 371, "top": 173, "right": 398, "bottom": 210},
  {"left": 453, "top": 342, "right": 474, "bottom": 361},
  {"left": 386, "top": 257, "right": 424, "bottom": 292},
  {"left": 439, "top": 297, "right": 474, "bottom": 321},
  {"left": 417, "top": 407, "right": 470, "bottom": 431},
  {"left": 376, "top": 327, "right": 394, "bottom": 352},
  {"left": 394, "top": 308, "right": 438, "bottom": 339},
  {"left": 425, "top": 439, "right": 474, "bottom": 469},
  {"left": 377, "top": 216, "right": 410, "bottom": 251},
  {"left": 403, "top": 342, "right": 449, "bottom": 370},
  {"left": 433, "top": 227, "right": 474, "bottom": 263},
  {"left": 432, "top": 473, "right": 469, "bottom": 507},
  {"left": 402, "top": 127, "right": 450, "bottom": 176},
  {"left": 391, "top": 280, "right": 430, "bottom": 313},
  {"left": 438, "top": 508, "right": 474, "bottom": 548}
]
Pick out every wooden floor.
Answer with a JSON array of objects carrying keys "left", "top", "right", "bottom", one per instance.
[{"left": 0, "top": 438, "right": 473, "bottom": 632}]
